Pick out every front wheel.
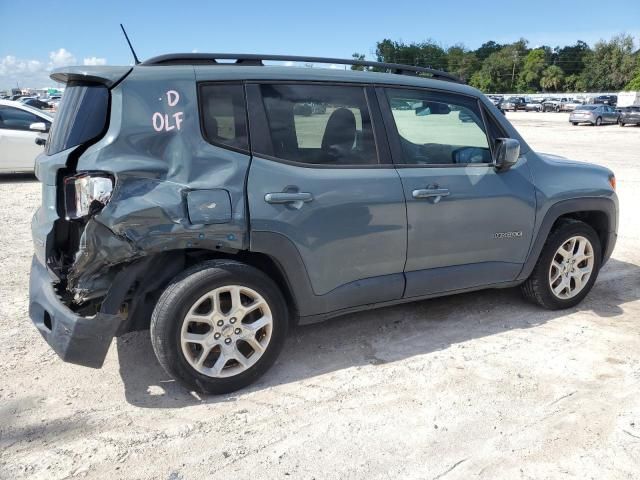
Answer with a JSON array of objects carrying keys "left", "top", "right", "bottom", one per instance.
[
  {"left": 571, "top": 122, "right": 578, "bottom": 126},
  {"left": 150, "top": 260, "right": 289, "bottom": 394},
  {"left": 595, "top": 117, "right": 602, "bottom": 126},
  {"left": 521, "top": 219, "right": 601, "bottom": 310}
]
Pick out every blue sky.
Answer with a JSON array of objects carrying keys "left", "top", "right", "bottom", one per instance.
[{"left": 1, "top": 0, "right": 639, "bottom": 88}]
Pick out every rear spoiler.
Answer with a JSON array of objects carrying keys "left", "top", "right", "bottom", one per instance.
[{"left": 50, "top": 66, "right": 132, "bottom": 88}]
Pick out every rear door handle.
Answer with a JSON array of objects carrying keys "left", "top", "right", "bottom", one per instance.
[
  {"left": 412, "top": 188, "right": 450, "bottom": 203},
  {"left": 264, "top": 192, "right": 313, "bottom": 204},
  {"left": 264, "top": 192, "right": 313, "bottom": 210}
]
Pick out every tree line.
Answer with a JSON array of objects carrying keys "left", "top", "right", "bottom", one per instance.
[{"left": 352, "top": 34, "right": 640, "bottom": 93}]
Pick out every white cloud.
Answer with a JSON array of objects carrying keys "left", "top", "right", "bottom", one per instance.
[
  {"left": 0, "top": 49, "right": 107, "bottom": 90},
  {"left": 83, "top": 57, "right": 107, "bottom": 66},
  {"left": 48, "top": 48, "right": 76, "bottom": 69}
]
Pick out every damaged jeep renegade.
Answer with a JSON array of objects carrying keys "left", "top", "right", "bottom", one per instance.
[{"left": 29, "top": 54, "right": 618, "bottom": 394}]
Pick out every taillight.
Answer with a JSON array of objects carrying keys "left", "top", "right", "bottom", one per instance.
[{"left": 63, "top": 173, "right": 113, "bottom": 219}]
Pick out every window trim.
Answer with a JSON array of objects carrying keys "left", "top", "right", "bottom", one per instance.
[
  {"left": 197, "top": 81, "right": 251, "bottom": 155},
  {"left": 246, "top": 80, "right": 392, "bottom": 169},
  {"left": 376, "top": 86, "right": 499, "bottom": 169}
]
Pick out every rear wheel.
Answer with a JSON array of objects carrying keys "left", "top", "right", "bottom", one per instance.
[
  {"left": 522, "top": 219, "right": 601, "bottom": 310},
  {"left": 150, "top": 260, "right": 289, "bottom": 394},
  {"left": 571, "top": 122, "right": 578, "bottom": 126},
  {"left": 619, "top": 121, "right": 625, "bottom": 127},
  {"left": 595, "top": 117, "right": 602, "bottom": 126}
]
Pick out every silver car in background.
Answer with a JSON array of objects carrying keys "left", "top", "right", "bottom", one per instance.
[
  {"left": 0, "top": 100, "right": 52, "bottom": 173},
  {"left": 569, "top": 104, "right": 619, "bottom": 126}
]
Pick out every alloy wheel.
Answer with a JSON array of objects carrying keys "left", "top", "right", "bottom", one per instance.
[
  {"left": 548, "top": 236, "right": 594, "bottom": 300},
  {"left": 180, "top": 285, "right": 273, "bottom": 378}
]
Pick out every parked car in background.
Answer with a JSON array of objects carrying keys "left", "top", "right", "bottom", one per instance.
[
  {"left": 22, "top": 98, "right": 54, "bottom": 110},
  {"left": 502, "top": 96, "right": 527, "bottom": 111},
  {"left": 0, "top": 100, "right": 52, "bottom": 172},
  {"left": 594, "top": 95, "right": 617, "bottom": 107},
  {"left": 561, "top": 99, "right": 584, "bottom": 112},
  {"left": 542, "top": 98, "right": 568, "bottom": 112},
  {"left": 525, "top": 99, "right": 544, "bottom": 112},
  {"left": 617, "top": 106, "right": 640, "bottom": 126},
  {"left": 569, "top": 104, "right": 619, "bottom": 126}
]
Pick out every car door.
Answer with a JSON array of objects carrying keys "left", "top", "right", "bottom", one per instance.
[
  {"left": 378, "top": 87, "right": 536, "bottom": 298},
  {"left": 605, "top": 106, "right": 618, "bottom": 123},
  {"left": 0, "top": 105, "right": 48, "bottom": 171},
  {"left": 246, "top": 83, "right": 407, "bottom": 316}
]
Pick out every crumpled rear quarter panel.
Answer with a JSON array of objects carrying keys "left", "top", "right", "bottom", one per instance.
[{"left": 70, "top": 66, "right": 250, "bottom": 292}]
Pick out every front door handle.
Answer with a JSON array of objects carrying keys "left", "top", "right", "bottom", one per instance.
[{"left": 412, "top": 188, "right": 450, "bottom": 203}]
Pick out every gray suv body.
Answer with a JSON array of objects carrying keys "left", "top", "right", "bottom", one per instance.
[{"left": 29, "top": 54, "right": 618, "bottom": 393}]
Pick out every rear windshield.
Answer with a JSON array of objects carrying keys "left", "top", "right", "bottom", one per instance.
[
  {"left": 46, "top": 83, "right": 109, "bottom": 155},
  {"left": 576, "top": 105, "right": 596, "bottom": 111}
]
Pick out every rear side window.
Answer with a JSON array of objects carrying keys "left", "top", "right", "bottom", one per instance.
[
  {"left": 258, "top": 84, "right": 378, "bottom": 166},
  {"left": 46, "top": 83, "right": 109, "bottom": 155},
  {"left": 199, "top": 84, "right": 249, "bottom": 152},
  {"left": 386, "top": 88, "right": 491, "bottom": 165}
]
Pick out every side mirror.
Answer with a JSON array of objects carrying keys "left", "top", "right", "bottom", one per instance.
[
  {"left": 494, "top": 138, "right": 520, "bottom": 171},
  {"left": 30, "top": 122, "right": 49, "bottom": 133}
]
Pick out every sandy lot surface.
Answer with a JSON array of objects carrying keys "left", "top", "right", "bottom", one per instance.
[{"left": 1, "top": 112, "right": 639, "bottom": 479}]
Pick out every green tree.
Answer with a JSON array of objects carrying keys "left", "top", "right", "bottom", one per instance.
[
  {"left": 626, "top": 67, "right": 640, "bottom": 90},
  {"left": 517, "top": 49, "right": 547, "bottom": 91},
  {"left": 541, "top": 65, "right": 565, "bottom": 91},
  {"left": 582, "top": 34, "right": 637, "bottom": 90},
  {"left": 375, "top": 39, "right": 447, "bottom": 70},
  {"left": 554, "top": 40, "right": 590, "bottom": 77},
  {"left": 564, "top": 73, "right": 587, "bottom": 92},
  {"left": 446, "top": 45, "right": 480, "bottom": 82},
  {"left": 474, "top": 41, "right": 503, "bottom": 62},
  {"left": 469, "top": 41, "right": 527, "bottom": 92},
  {"left": 351, "top": 53, "right": 366, "bottom": 71}
]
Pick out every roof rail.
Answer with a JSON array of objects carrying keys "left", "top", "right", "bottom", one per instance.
[{"left": 141, "top": 53, "right": 463, "bottom": 83}]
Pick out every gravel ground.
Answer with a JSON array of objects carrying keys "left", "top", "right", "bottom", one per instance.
[{"left": 1, "top": 112, "right": 639, "bottom": 480}]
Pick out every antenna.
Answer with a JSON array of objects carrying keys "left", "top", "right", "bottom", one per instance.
[{"left": 120, "top": 24, "right": 140, "bottom": 65}]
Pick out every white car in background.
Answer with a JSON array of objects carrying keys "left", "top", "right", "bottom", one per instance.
[
  {"left": 0, "top": 100, "right": 52, "bottom": 173},
  {"left": 561, "top": 99, "right": 584, "bottom": 112}
]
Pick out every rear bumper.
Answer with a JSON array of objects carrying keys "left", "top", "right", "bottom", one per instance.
[{"left": 29, "top": 255, "right": 122, "bottom": 368}]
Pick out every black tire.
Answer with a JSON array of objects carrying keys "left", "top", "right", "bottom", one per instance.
[
  {"left": 521, "top": 219, "right": 602, "bottom": 310},
  {"left": 595, "top": 117, "right": 602, "bottom": 126},
  {"left": 571, "top": 122, "right": 578, "bottom": 126},
  {"left": 150, "top": 260, "right": 289, "bottom": 394},
  {"left": 619, "top": 122, "right": 625, "bottom": 127}
]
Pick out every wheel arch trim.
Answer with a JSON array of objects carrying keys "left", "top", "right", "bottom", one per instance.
[{"left": 517, "top": 197, "right": 617, "bottom": 281}]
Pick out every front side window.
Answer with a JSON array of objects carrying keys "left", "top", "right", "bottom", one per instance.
[
  {"left": 199, "top": 83, "right": 249, "bottom": 152},
  {"left": 0, "top": 106, "right": 42, "bottom": 131},
  {"left": 386, "top": 88, "right": 491, "bottom": 165},
  {"left": 258, "top": 84, "right": 378, "bottom": 166}
]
